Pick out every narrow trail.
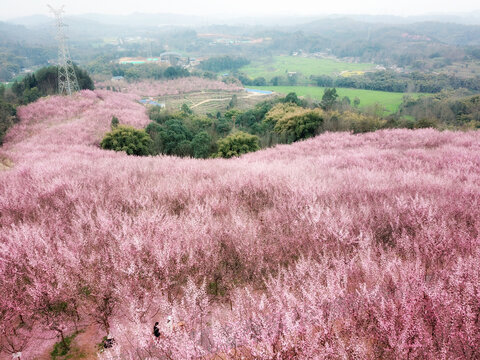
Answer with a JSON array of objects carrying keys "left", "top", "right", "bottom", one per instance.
[
  {"left": 190, "top": 97, "right": 232, "bottom": 109},
  {"left": 190, "top": 93, "right": 266, "bottom": 109}
]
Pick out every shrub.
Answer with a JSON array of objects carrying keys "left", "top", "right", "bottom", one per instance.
[
  {"left": 282, "top": 92, "right": 304, "bottom": 107},
  {"left": 341, "top": 111, "right": 386, "bottom": 133},
  {"left": 416, "top": 117, "right": 438, "bottom": 129},
  {"left": 274, "top": 108, "right": 324, "bottom": 142},
  {"left": 215, "top": 131, "right": 260, "bottom": 158},
  {"left": 51, "top": 331, "right": 80, "bottom": 359},
  {"left": 100, "top": 125, "right": 153, "bottom": 156},
  {"left": 265, "top": 103, "right": 324, "bottom": 142},
  {"left": 111, "top": 116, "right": 119, "bottom": 129}
]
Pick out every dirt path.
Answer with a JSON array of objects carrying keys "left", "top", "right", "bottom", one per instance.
[
  {"left": 190, "top": 93, "right": 262, "bottom": 109},
  {"left": 34, "top": 324, "right": 103, "bottom": 360},
  {"left": 190, "top": 97, "right": 234, "bottom": 109},
  {"left": 0, "top": 157, "right": 13, "bottom": 171}
]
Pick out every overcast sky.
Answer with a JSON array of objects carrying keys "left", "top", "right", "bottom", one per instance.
[{"left": 1, "top": 0, "right": 480, "bottom": 20}]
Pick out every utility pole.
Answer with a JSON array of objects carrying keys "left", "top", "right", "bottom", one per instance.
[
  {"left": 48, "top": 5, "right": 79, "bottom": 96},
  {"left": 148, "top": 40, "right": 153, "bottom": 59}
]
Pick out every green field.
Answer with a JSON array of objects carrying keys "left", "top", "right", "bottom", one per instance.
[
  {"left": 1, "top": 82, "right": 14, "bottom": 89},
  {"left": 239, "top": 56, "right": 375, "bottom": 81},
  {"left": 251, "top": 86, "right": 422, "bottom": 113}
]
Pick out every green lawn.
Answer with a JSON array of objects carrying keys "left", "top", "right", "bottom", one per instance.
[
  {"left": 239, "top": 56, "right": 375, "bottom": 81},
  {"left": 251, "top": 86, "right": 422, "bottom": 113}
]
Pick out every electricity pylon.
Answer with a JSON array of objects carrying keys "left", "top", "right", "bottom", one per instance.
[{"left": 48, "top": 5, "right": 79, "bottom": 95}]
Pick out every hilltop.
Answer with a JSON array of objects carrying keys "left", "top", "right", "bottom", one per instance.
[{"left": 1, "top": 89, "right": 480, "bottom": 358}]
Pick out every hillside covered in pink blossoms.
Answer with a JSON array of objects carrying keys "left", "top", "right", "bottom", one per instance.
[
  {"left": 1, "top": 89, "right": 480, "bottom": 359},
  {"left": 96, "top": 77, "right": 243, "bottom": 96}
]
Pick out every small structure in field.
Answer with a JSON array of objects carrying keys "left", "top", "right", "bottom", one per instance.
[{"left": 139, "top": 98, "right": 165, "bottom": 107}]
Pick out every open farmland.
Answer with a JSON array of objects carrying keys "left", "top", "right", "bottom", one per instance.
[
  {"left": 251, "top": 85, "right": 422, "bottom": 113},
  {"left": 1, "top": 89, "right": 480, "bottom": 359},
  {"left": 239, "top": 55, "right": 375, "bottom": 81},
  {"left": 95, "top": 77, "right": 277, "bottom": 115}
]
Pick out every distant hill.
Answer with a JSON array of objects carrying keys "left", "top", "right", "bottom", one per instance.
[
  {"left": 6, "top": 14, "right": 51, "bottom": 27},
  {"left": 0, "top": 21, "right": 52, "bottom": 45}
]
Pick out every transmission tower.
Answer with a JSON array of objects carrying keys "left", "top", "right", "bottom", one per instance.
[{"left": 48, "top": 5, "right": 79, "bottom": 95}]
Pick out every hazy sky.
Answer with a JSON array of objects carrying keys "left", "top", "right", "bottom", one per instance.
[{"left": 1, "top": 0, "right": 480, "bottom": 20}]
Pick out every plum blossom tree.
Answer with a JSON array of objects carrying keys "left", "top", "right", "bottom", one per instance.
[{"left": 1, "top": 90, "right": 480, "bottom": 358}]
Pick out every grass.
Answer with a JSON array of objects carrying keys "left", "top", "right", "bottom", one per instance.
[
  {"left": 1, "top": 81, "right": 14, "bottom": 89},
  {"left": 50, "top": 331, "right": 86, "bottom": 360},
  {"left": 239, "top": 56, "right": 375, "bottom": 81},
  {"left": 250, "top": 85, "right": 422, "bottom": 113}
]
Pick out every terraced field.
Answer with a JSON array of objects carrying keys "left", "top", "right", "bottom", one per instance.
[{"left": 156, "top": 90, "right": 276, "bottom": 114}]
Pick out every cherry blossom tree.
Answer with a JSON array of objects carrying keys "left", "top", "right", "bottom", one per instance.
[{"left": 1, "top": 90, "right": 479, "bottom": 358}]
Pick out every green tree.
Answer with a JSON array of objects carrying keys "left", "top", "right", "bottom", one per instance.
[
  {"left": 181, "top": 103, "right": 193, "bottom": 115},
  {"left": 341, "top": 111, "right": 386, "bottom": 133},
  {"left": 164, "top": 66, "right": 189, "bottom": 79},
  {"left": 22, "top": 87, "right": 41, "bottom": 104},
  {"left": 100, "top": 125, "right": 153, "bottom": 156},
  {"left": 227, "top": 94, "right": 238, "bottom": 109},
  {"left": 191, "top": 131, "right": 212, "bottom": 158},
  {"left": 111, "top": 116, "right": 119, "bottom": 129},
  {"left": 158, "top": 119, "right": 193, "bottom": 156},
  {"left": 145, "top": 122, "right": 164, "bottom": 154},
  {"left": 11, "top": 81, "right": 25, "bottom": 98},
  {"left": 215, "top": 117, "right": 233, "bottom": 136},
  {"left": 74, "top": 64, "right": 95, "bottom": 90},
  {"left": 270, "top": 76, "right": 283, "bottom": 86},
  {"left": 353, "top": 97, "right": 361, "bottom": 108},
  {"left": 252, "top": 77, "right": 267, "bottom": 86},
  {"left": 0, "top": 99, "right": 17, "bottom": 145},
  {"left": 148, "top": 106, "right": 174, "bottom": 124},
  {"left": 282, "top": 92, "right": 304, "bottom": 106},
  {"left": 274, "top": 108, "right": 324, "bottom": 142},
  {"left": 175, "top": 140, "right": 193, "bottom": 157},
  {"left": 415, "top": 118, "right": 438, "bottom": 129},
  {"left": 321, "top": 88, "right": 339, "bottom": 110},
  {"left": 35, "top": 66, "right": 58, "bottom": 95},
  {"left": 215, "top": 131, "right": 260, "bottom": 158},
  {"left": 199, "top": 56, "right": 249, "bottom": 72},
  {"left": 287, "top": 73, "right": 298, "bottom": 86}
]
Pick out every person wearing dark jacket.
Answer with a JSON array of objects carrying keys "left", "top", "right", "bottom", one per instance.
[{"left": 153, "top": 322, "right": 161, "bottom": 338}]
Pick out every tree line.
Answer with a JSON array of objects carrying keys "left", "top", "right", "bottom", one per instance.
[
  {"left": 198, "top": 56, "right": 250, "bottom": 72},
  {"left": 312, "top": 71, "right": 480, "bottom": 93},
  {"left": 399, "top": 90, "right": 480, "bottom": 128},
  {"left": 110, "top": 64, "right": 190, "bottom": 81},
  {"left": 237, "top": 70, "right": 480, "bottom": 93}
]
